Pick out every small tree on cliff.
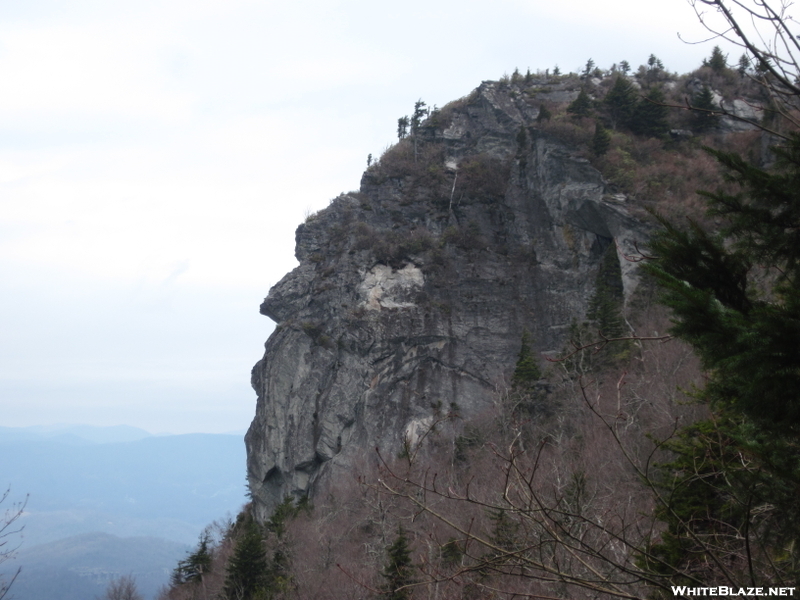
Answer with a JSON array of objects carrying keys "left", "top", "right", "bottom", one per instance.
[{"left": 380, "top": 528, "right": 416, "bottom": 600}]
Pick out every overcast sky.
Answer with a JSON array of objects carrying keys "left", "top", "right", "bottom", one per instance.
[{"left": 0, "top": 0, "right": 737, "bottom": 434}]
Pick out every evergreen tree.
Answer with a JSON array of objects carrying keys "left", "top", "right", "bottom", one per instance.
[
  {"left": 172, "top": 532, "right": 213, "bottom": 585},
  {"left": 381, "top": 528, "right": 415, "bottom": 600},
  {"left": 536, "top": 103, "right": 551, "bottom": 122},
  {"left": 567, "top": 89, "right": 593, "bottom": 117},
  {"left": 619, "top": 60, "right": 631, "bottom": 75},
  {"left": 708, "top": 45, "right": 728, "bottom": 74},
  {"left": 603, "top": 75, "right": 638, "bottom": 129},
  {"left": 512, "top": 330, "right": 542, "bottom": 388},
  {"left": 224, "top": 515, "right": 269, "bottom": 600},
  {"left": 587, "top": 242, "right": 626, "bottom": 340},
  {"left": 631, "top": 86, "right": 670, "bottom": 138},
  {"left": 641, "top": 134, "right": 800, "bottom": 584},
  {"left": 737, "top": 53, "right": 750, "bottom": 78},
  {"left": 582, "top": 58, "right": 595, "bottom": 80},
  {"left": 691, "top": 85, "right": 719, "bottom": 132},
  {"left": 592, "top": 121, "right": 611, "bottom": 156},
  {"left": 397, "top": 116, "right": 409, "bottom": 140}
]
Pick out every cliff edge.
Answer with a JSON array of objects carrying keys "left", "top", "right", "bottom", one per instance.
[{"left": 246, "top": 80, "right": 649, "bottom": 522}]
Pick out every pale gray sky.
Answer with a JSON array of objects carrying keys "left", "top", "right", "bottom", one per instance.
[{"left": 0, "top": 0, "right": 733, "bottom": 434}]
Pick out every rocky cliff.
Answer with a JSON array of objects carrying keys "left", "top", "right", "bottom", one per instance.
[{"left": 246, "top": 79, "right": 650, "bottom": 522}]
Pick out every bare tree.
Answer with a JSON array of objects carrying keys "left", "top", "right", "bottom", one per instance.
[
  {"left": 684, "top": 0, "right": 800, "bottom": 134},
  {"left": 0, "top": 487, "right": 26, "bottom": 600},
  {"left": 101, "top": 575, "right": 144, "bottom": 600}
]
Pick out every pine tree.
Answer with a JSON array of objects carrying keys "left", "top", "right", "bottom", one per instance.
[
  {"left": 224, "top": 515, "right": 269, "bottom": 600},
  {"left": 631, "top": 86, "right": 670, "bottom": 138},
  {"left": 381, "top": 528, "right": 415, "bottom": 600},
  {"left": 567, "top": 89, "right": 593, "bottom": 118},
  {"left": 592, "top": 121, "right": 611, "bottom": 156},
  {"left": 708, "top": 45, "right": 728, "bottom": 74},
  {"left": 737, "top": 53, "right": 750, "bottom": 78},
  {"left": 587, "top": 242, "right": 626, "bottom": 341},
  {"left": 603, "top": 75, "right": 638, "bottom": 130},
  {"left": 172, "top": 532, "right": 213, "bottom": 585},
  {"left": 691, "top": 85, "right": 719, "bottom": 132},
  {"left": 536, "top": 103, "right": 551, "bottom": 123},
  {"left": 641, "top": 134, "right": 800, "bottom": 584},
  {"left": 512, "top": 331, "right": 542, "bottom": 388}
]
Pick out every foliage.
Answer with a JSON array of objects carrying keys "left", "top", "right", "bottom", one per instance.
[
  {"left": 592, "top": 121, "right": 611, "bottom": 155},
  {"left": 512, "top": 331, "right": 542, "bottom": 388},
  {"left": 172, "top": 532, "right": 213, "bottom": 585},
  {"left": 631, "top": 86, "right": 670, "bottom": 138},
  {"left": 567, "top": 89, "right": 593, "bottom": 118},
  {"left": 691, "top": 86, "right": 719, "bottom": 132},
  {"left": 604, "top": 75, "right": 638, "bottom": 130},
  {"left": 708, "top": 45, "right": 728, "bottom": 74},
  {"left": 223, "top": 513, "right": 269, "bottom": 600},
  {"left": 380, "top": 528, "right": 416, "bottom": 600}
]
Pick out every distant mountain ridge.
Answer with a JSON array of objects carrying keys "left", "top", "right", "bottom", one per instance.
[{"left": 0, "top": 424, "right": 248, "bottom": 600}]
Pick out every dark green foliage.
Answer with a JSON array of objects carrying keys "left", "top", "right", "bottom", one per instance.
[
  {"left": 536, "top": 103, "right": 551, "bottom": 122},
  {"left": 512, "top": 331, "right": 542, "bottom": 388},
  {"left": 604, "top": 75, "right": 638, "bottom": 130},
  {"left": 224, "top": 514, "right": 269, "bottom": 600},
  {"left": 587, "top": 242, "right": 625, "bottom": 340},
  {"left": 567, "top": 89, "right": 593, "bottom": 118},
  {"left": 172, "top": 532, "right": 213, "bottom": 585},
  {"left": 592, "top": 121, "right": 611, "bottom": 156},
  {"left": 552, "top": 65, "right": 561, "bottom": 77},
  {"left": 381, "top": 528, "right": 416, "bottom": 600},
  {"left": 738, "top": 53, "right": 750, "bottom": 78},
  {"left": 644, "top": 136, "right": 800, "bottom": 431},
  {"left": 631, "top": 86, "right": 670, "bottom": 138},
  {"left": 619, "top": 60, "right": 631, "bottom": 75},
  {"left": 397, "top": 116, "right": 409, "bottom": 140},
  {"left": 516, "top": 125, "right": 528, "bottom": 153},
  {"left": 709, "top": 45, "right": 727, "bottom": 74},
  {"left": 642, "top": 134, "right": 800, "bottom": 586},
  {"left": 440, "top": 538, "right": 463, "bottom": 567},
  {"left": 691, "top": 86, "right": 719, "bottom": 132},
  {"left": 582, "top": 58, "right": 595, "bottom": 80},
  {"left": 642, "top": 416, "right": 800, "bottom": 584}
]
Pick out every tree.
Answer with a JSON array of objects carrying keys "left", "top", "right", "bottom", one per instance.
[
  {"left": 512, "top": 330, "right": 542, "bottom": 388},
  {"left": 567, "top": 89, "right": 593, "bottom": 117},
  {"left": 737, "top": 53, "right": 750, "bottom": 78},
  {"left": 536, "top": 103, "right": 551, "bottom": 122},
  {"left": 708, "top": 45, "right": 728, "bottom": 73},
  {"left": 582, "top": 58, "right": 596, "bottom": 80},
  {"left": 620, "top": 60, "right": 631, "bottom": 75},
  {"left": 172, "top": 532, "right": 213, "bottom": 585},
  {"left": 380, "top": 528, "right": 415, "bottom": 600},
  {"left": 592, "top": 121, "right": 611, "bottom": 155},
  {"left": 631, "top": 86, "right": 670, "bottom": 138},
  {"left": 604, "top": 75, "right": 638, "bottom": 129},
  {"left": 0, "top": 488, "right": 25, "bottom": 600},
  {"left": 102, "top": 575, "right": 144, "bottom": 600},
  {"left": 224, "top": 514, "right": 269, "bottom": 600},
  {"left": 691, "top": 85, "right": 719, "bottom": 132},
  {"left": 397, "top": 116, "right": 409, "bottom": 140}
]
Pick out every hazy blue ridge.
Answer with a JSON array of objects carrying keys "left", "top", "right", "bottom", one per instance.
[{"left": 0, "top": 532, "right": 188, "bottom": 600}]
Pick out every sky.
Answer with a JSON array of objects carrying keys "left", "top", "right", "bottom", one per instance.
[{"left": 0, "top": 0, "right": 740, "bottom": 434}]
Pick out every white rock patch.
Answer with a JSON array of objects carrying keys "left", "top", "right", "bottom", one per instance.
[{"left": 359, "top": 264, "right": 424, "bottom": 310}]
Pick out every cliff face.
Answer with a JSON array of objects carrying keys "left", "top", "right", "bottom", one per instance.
[{"left": 246, "top": 80, "right": 649, "bottom": 521}]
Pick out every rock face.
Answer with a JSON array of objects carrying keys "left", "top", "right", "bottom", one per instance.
[{"left": 246, "top": 80, "right": 649, "bottom": 522}]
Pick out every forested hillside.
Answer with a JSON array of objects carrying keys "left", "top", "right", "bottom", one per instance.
[{"left": 149, "top": 1, "right": 800, "bottom": 598}]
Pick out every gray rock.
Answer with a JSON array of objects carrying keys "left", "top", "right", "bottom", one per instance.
[{"left": 245, "top": 81, "right": 651, "bottom": 522}]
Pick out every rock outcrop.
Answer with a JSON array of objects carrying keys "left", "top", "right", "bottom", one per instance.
[{"left": 246, "top": 80, "right": 650, "bottom": 522}]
